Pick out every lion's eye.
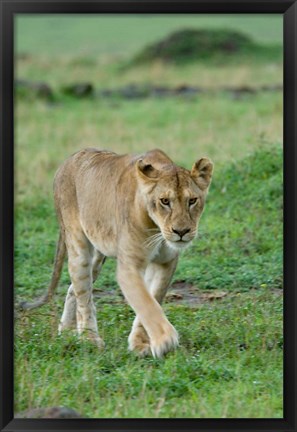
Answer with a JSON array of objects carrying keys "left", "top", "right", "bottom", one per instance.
[
  {"left": 160, "top": 198, "right": 170, "bottom": 206},
  {"left": 189, "top": 198, "right": 198, "bottom": 206}
]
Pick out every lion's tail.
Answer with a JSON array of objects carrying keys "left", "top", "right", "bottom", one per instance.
[{"left": 19, "top": 230, "right": 66, "bottom": 311}]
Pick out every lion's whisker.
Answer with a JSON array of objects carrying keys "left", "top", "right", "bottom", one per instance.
[
  {"left": 144, "top": 232, "right": 164, "bottom": 249},
  {"left": 144, "top": 228, "right": 160, "bottom": 233}
]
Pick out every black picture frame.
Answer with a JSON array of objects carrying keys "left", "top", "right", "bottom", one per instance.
[{"left": 0, "top": 1, "right": 296, "bottom": 431}]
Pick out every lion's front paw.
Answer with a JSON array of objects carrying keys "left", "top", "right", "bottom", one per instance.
[
  {"left": 150, "top": 323, "right": 179, "bottom": 358},
  {"left": 128, "top": 325, "right": 151, "bottom": 357}
]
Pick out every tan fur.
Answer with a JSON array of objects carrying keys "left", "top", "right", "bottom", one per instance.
[{"left": 23, "top": 148, "right": 213, "bottom": 358}]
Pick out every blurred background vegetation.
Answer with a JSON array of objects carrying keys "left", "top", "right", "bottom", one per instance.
[{"left": 15, "top": 14, "right": 283, "bottom": 418}]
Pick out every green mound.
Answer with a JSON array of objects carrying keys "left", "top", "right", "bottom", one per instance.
[{"left": 132, "top": 29, "right": 256, "bottom": 64}]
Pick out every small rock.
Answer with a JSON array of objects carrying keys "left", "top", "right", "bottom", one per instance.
[
  {"left": 15, "top": 406, "right": 83, "bottom": 419},
  {"left": 61, "top": 83, "right": 94, "bottom": 98},
  {"left": 16, "top": 80, "right": 54, "bottom": 101}
]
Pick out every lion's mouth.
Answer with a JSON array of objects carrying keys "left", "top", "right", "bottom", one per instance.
[{"left": 166, "top": 239, "right": 192, "bottom": 250}]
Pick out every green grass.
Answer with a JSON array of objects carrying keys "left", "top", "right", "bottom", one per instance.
[
  {"left": 15, "top": 290, "right": 283, "bottom": 418},
  {"left": 14, "top": 15, "right": 283, "bottom": 419}
]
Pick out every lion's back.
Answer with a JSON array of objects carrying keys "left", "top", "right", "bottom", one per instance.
[{"left": 53, "top": 148, "right": 136, "bottom": 235}]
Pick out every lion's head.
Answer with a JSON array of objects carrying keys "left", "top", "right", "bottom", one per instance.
[{"left": 136, "top": 151, "right": 213, "bottom": 251}]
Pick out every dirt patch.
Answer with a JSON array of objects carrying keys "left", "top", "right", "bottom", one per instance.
[
  {"left": 93, "top": 282, "right": 282, "bottom": 308},
  {"left": 16, "top": 284, "right": 282, "bottom": 315},
  {"left": 167, "top": 281, "right": 227, "bottom": 306},
  {"left": 271, "top": 288, "right": 283, "bottom": 296},
  {"left": 93, "top": 287, "right": 120, "bottom": 303},
  {"left": 93, "top": 282, "right": 228, "bottom": 307}
]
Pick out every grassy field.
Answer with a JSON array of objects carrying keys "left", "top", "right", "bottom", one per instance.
[{"left": 14, "top": 16, "right": 283, "bottom": 418}]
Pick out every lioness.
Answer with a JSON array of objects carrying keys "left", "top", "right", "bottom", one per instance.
[{"left": 22, "top": 148, "right": 213, "bottom": 358}]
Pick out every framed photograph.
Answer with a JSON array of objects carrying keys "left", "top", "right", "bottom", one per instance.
[{"left": 1, "top": 1, "right": 296, "bottom": 431}]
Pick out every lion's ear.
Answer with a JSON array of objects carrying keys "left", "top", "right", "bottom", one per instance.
[
  {"left": 191, "top": 157, "right": 213, "bottom": 190},
  {"left": 136, "top": 159, "right": 160, "bottom": 179}
]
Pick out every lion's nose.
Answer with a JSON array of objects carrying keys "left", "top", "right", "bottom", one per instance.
[{"left": 172, "top": 228, "right": 191, "bottom": 238}]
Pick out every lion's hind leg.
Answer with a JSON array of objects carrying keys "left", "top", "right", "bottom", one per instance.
[
  {"left": 59, "top": 229, "right": 104, "bottom": 349},
  {"left": 59, "top": 284, "right": 77, "bottom": 333},
  {"left": 59, "top": 250, "right": 106, "bottom": 334}
]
